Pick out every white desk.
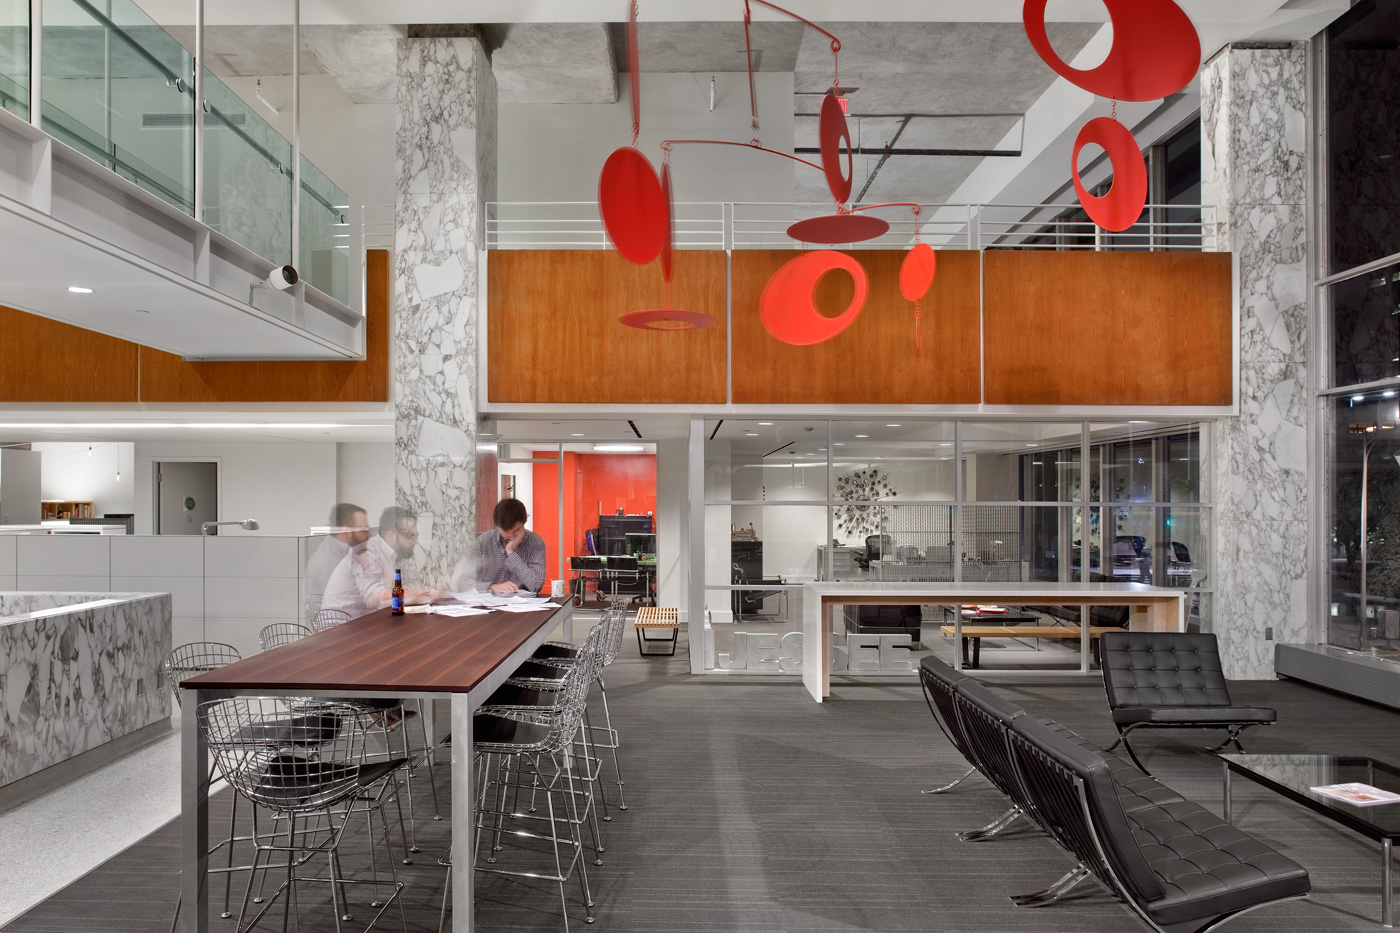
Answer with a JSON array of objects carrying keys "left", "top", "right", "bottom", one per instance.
[{"left": 800, "top": 581, "right": 1186, "bottom": 701}]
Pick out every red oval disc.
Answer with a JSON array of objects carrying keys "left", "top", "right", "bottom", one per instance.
[
  {"left": 1072, "top": 117, "right": 1149, "bottom": 233},
  {"left": 1023, "top": 0, "right": 1200, "bottom": 102},
  {"left": 619, "top": 308, "right": 715, "bottom": 331},
  {"left": 899, "top": 242, "right": 937, "bottom": 302},
  {"left": 819, "top": 91, "right": 853, "bottom": 204},
  {"left": 759, "top": 250, "right": 869, "bottom": 346},
  {"left": 787, "top": 212, "right": 889, "bottom": 245},
  {"left": 598, "top": 147, "right": 666, "bottom": 265},
  {"left": 660, "top": 161, "right": 674, "bottom": 282}
]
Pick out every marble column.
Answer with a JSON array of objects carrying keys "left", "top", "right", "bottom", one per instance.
[
  {"left": 394, "top": 35, "right": 497, "bottom": 584},
  {"left": 1201, "top": 45, "right": 1308, "bottom": 679}
]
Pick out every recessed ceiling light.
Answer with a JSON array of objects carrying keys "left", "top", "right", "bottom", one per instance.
[
  {"left": 855, "top": 434, "right": 868, "bottom": 438},
  {"left": 1353, "top": 395, "right": 1366, "bottom": 401},
  {"left": 1025, "top": 443, "right": 1039, "bottom": 447},
  {"left": 594, "top": 443, "right": 644, "bottom": 452},
  {"left": 571, "top": 433, "right": 585, "bottom": 436},
  {"left": 758, "top": 422, "right": 773, "bottom": 426},
  {"left": 818, "top": 447, "right": 827, "bottom": 451},
  {"left": 68, "top": 286, "right": 93, "bottom": 294},
  {"left": 885, "top": 423, "right": 901, "bottom": 427},
  {"left": 744, "top": 432, "right": 758, "bottom": 436},
  {"left": 833, "top": 442, "right": 844, "bottom": 446},
  {"left": 1386, "top": 391, "right": 1397, "bottom": 398}
]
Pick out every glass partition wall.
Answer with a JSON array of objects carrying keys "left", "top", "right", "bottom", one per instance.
[{"left": 703, "top": 419, "right": 1212, "bottom": 672}]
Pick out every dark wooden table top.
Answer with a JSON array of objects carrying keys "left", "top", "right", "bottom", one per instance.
[{"left": 182, "top": 602, "right": 568, "bottom": 693}]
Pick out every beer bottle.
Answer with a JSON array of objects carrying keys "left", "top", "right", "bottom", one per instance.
[{"left": 391, "top": 569, "right": 405, "bottom": 615}]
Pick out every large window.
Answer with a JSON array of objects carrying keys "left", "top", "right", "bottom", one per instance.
[{"left": 702, "top": 420, "right": 1211, "bottom": 672}]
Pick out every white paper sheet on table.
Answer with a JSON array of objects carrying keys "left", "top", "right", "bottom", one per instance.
[
  {"left": 430, "top": 605, "right": 493, "bottom": 617},
  {"left": 496, "top": 603, "right": 550, "bottom": 613}
]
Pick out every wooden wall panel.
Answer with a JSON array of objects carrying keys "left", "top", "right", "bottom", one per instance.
[
  {"left": 982, "top": 251, "right": 1232, "bottom": 406},
  {"left": 730, "top": 250, "right": 980, "bottom": 405},
  {"left": 0, "top": 306, "right": 139, "bottom": 401},
  {"left": 487, "top": 250, "right": 726, "bottom": 404},
  {"left": 138, "top": 249, "right": 390, "bottom": 402}
]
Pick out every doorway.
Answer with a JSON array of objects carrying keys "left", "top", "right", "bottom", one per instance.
[{"left": 156, "top": 461, "right": 218, "bottom": 535}]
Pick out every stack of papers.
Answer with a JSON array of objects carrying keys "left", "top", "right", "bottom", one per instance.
[
  {"left": 430, "top": 592, "right": 556, "bottom": 615},
  {"left": 1310, "top": 783, "right": 1400, "bottom": 806}
]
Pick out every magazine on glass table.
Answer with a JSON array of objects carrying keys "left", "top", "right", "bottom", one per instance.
[{"left": 1309, "top": 783, "right": 1400, "bottom": 806}]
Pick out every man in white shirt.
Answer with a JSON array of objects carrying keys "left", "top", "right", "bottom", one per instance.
[
  {"left": 322, "top": 506, "right": 439, "bottom": 618},
  {"left": 305, "top": 502, "right": 370, "bottom": 603}
]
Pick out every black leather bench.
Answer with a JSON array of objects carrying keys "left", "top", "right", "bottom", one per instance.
[{"left": 918, "top": 656, "right": 1310, "bottom": 933}]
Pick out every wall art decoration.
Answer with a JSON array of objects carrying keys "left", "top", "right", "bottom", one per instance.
[{"left": 834, "top": 467, "right": 898, "bottom": 538}]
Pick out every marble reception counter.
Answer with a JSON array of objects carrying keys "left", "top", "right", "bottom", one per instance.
[{"left": 0, "top": 592, "right": 171, "bottom": 792}]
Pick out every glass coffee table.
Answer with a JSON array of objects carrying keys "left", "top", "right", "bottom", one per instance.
[{"left": 1221, "top": 754, "right": 1400, "bottom": 927}]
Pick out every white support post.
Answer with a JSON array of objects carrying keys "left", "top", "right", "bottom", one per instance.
[
  {"left": 193, "top": 0, "right": 204, "bottom": 222},
  {"left": 290, "top": 0, "right": 301, "bottom": 267}
]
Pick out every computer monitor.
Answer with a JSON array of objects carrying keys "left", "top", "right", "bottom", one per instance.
[{"left": 625, "top": 532, "right": 656, "bottom": 557}]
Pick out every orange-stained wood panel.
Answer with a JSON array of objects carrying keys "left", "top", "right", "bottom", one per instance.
[
  {"left": 488, "top": 250, "right": 726, "bottom": 404},
  {"left": 983, "top": 251, "right": 1232, "bottom": 406},
  {"left": 0, "top": 306, "right": 139, "bottom": 401},
  {"left": 137, "top": 250, "right": 390, "bottom": 402},
  {"left": 730, "top": 250, "right": 980, "bottom": 405}
]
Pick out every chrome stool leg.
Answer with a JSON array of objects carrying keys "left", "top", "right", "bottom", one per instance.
[
  {"left": 957, "top": 806, "right": 1023, "bottom": 841},
  {"left": 921, "top": 766, "right": 977, "bottom": 794}
]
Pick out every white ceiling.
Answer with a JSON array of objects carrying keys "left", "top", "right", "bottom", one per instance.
[{"left": 0, "top": 413, "right": 393, "bottom": 444}]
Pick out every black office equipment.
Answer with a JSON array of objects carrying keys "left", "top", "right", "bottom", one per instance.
[
  {"left": 592, "top": 514, "right": 653, "bottom": 556},
  {"left": 625, "top": 532, "right": 656, "bottom": 556}
]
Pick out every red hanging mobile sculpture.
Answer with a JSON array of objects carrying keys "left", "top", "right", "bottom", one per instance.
[
  {"left": 1022, "top": 0, "right": 1200, "bottom": 233},
  {"left": 760, "top": 250, "right": 869, "bottom": 346},
  {"left": 898, "top": 208, "right": 936, "bottom": 353}
]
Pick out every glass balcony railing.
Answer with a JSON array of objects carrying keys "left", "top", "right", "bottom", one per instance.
[{"left": 4, "top": 0, "right": 354, "bottom": 303}]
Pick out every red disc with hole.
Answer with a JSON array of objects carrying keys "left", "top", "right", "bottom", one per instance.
[
  {"left": 899, "top": 242, "right": 937, "bottom": 301},
  {"left": 660, "top": 161, "right": 674, "bottom": 282},
  {"left": 1023, "top": 0, "right": 1200, "bottom": 102},
  {"left": 819, "top": 91, "right": 853, "bottom": 204},
  {"left": 618, "top": 308, "right": 715, "bottom": 331},
  {"left": 787, "top": 212, "right": 889, "bottom": 245},
  {"left": 598, "top": 147, "right": 667, "bottom": 265},
  {"left": 760, "top": 250, "right": 869, "bottom": 346},
  {"left": 1072, "top": 117, "right": 1149, "bottom": 233}
]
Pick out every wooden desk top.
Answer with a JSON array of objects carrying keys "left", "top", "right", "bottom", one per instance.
[{"left": 182, "top": 602, "right": 568, "bottom": 694}]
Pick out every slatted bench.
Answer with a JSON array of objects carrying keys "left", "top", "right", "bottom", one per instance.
[
  {"left": 635, "top": 606, "right": 679, "bottom": 656},
  {"left": 939, "top": 624, "right": 1119, "bottom": 668}
]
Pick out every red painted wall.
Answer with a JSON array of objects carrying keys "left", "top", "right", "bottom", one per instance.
[{"left": 532, "top": 452, "right": 657, "bottom": 589}]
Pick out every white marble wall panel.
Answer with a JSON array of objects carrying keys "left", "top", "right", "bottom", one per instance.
[
  {"left": 1202, "top": 45, "right": 1309, "bottom": 680},
  {"left": 0, "top": 593, "right": 171, "bottom": 787},
  {"left": 394, "top": 36, "right": 497, "bottom": 587},
  {"left": 16, "top": 535, "right": 110, "bottom": 578}
]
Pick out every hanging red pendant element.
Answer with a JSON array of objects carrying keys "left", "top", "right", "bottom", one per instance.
[
  {"left": 760, "top": 251, "right": 868, "bottom": 346},
  {"left": 819, "top": 91, "right": 853, "bottom": 203},
  {"left": 660, "top": 160, "right": 674, "bottom": 282},
  {"left": 1072, "top": 117, "right": 1149, "bottom": 233},
  {"left": 899, "top": 243, "right": 937, "bottom": 302},
  {"left": 1023, "top": 0, "right": 1200, "bottom": 102},
  {"left": 598, "top": 147, "right": 667, "bottom": 265},
  {"left": 618, "top": 308, "right": 715, "bottom": 330},
  {"left": 787, "top": 212, "right": 889, "bottom": 245}
]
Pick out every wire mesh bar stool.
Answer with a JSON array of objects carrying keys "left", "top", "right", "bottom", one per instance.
[
  {"left": 197, "top": 697, "right": 410, "bottom": 933},
  {"left": 259, "top": 623, "right": 313, "bottom": 651}
]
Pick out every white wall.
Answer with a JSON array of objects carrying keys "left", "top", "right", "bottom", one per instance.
[
  {"left": 498, "top": 454, "right": 535, "bottom": 531},
  {"left": 655, "top": 437, "right": 687, "bottom": 617},
  {"left": 336, "top": 442, "right": 395, "bottom": 526},
  {"left": 31, "top": 442, "right": 136, "bottom": 517},
  {"left": 133, "top": 441, "right": 337, "bottom": 536},
  {"left": 499, "top": 72, "right": 796, "bottom": 205}
]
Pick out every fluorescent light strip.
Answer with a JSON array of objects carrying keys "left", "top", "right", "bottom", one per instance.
[{"left": 0, "top": 422, "right": 363, "bottom": 430}]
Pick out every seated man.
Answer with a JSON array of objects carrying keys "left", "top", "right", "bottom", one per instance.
[
  {"left": 452, "top": 498, "right": 547, "bottom": 595},
  {"left": 304, "top": 501, "right": 370, "bottom": 604},
  {"left": 323, "top": 505, "right": 439, "bottom": 617}
]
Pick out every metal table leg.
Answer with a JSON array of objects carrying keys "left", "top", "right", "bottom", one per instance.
[
  {"left": 1222, "top": 760, "right": 1232, "bottom": 824},
  {"left": 1384, "top": 837, "right": 1393, "bottom": 928}
]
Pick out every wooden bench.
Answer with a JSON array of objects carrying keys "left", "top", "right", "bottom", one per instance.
[
  {"left": 635, "top": 606, "right": 680, "bottom": 656},
  {"left": 939, "top": 624, "right": 1119, "bottom": 668}
]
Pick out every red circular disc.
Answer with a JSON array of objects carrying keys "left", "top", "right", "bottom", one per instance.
[
  {"left": 1023, "top": 0, "right": 1200, "bottom": 102},
  {"left": 819, "top": 91, "right": 853, "bottom": 204},
  {"left": 598, "top": 147, "right": 666, "bottom": 265},
  {"left": 618, "top": 308, "right": 715, "bottom": 331},
  {"left": 660, "top": 161, "right": 674, "bottom": 282},
  {"left": 899, "top": 242, "right": 937, "bottom": 302},
  {"left": 759, "top": 250, "right": 869, "bottom": 346},
  {"left": 1072, "top": 117, "right": 1149, "bottom": 233},
  {"left": 787, "top": 212, "right": 889, "bottom": 245}
]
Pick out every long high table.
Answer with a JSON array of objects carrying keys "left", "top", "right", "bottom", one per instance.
[
  {"left": 801, "top": 581, "right": 1185, "bottom": 701},
  {"left": 179, "top": 600, "right": 572, "bottom": 933}
]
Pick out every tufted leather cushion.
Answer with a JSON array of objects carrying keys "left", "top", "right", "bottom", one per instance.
[
  {"left": 1016, "top": 717, "right": 1309, "bottom": 925},
  {"left": 1113, "top": 705, "right": 1277, "bottom": 726},
  {"left": 1100, "top": 632, "right": 1236, "bottom": 710}
]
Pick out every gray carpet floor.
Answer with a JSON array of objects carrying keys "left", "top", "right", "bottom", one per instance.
[{"left": 5, "top": 620, "right": 1400, "bottom": 932}]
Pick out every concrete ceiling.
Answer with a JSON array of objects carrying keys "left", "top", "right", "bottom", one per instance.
[
  {"left": 606, "top": 21, "right": 804, "bottom": 73},
  {"left": 489, "top": 24, "right": 619, "bottom": 104}
]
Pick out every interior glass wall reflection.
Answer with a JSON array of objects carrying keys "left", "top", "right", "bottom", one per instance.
[
  {"left": 1328, "top": 392, "right": 1400, "bottom": 661},
  {"left": 704, "top": 419, "right": 829, "bottom": 502},
  {"left": 0, "top": 0, "right": 27, "bottom": 118},
  {"left": 961, "top": 422, "right": 1081, "bottom": 501},
  {"left": 42, "top": 0, "right": 194, "bottom": 212}
]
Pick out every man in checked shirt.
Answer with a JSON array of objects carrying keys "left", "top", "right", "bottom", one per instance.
[{"left": 452, "top": 498, "right": 547, "bottom": 595}]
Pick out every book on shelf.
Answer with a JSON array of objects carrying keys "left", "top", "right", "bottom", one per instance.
[{"left": 1309, "top": 782, "right": 1400, "bottom": 806}]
